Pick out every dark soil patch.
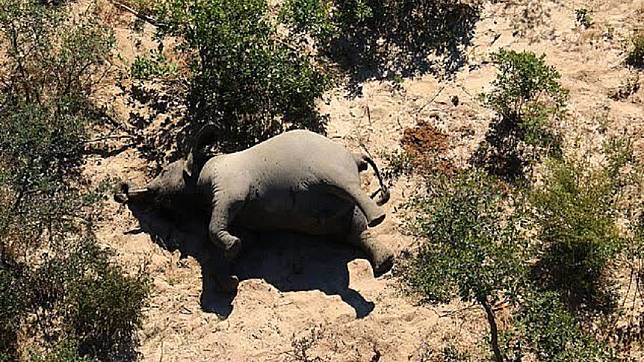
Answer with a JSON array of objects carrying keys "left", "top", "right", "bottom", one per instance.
[{"left": 400, "top": 121, "right": 454, "bottom": 175}]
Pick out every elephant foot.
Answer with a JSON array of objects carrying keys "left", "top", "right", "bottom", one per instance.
[
  {"left": 223, "top": 236, "right": 242, "bottom": 261},
  {"left": 349, "top": 230, "right": 394, "bottom": 278},
  {"left": 366, "top": 240, "right": 394, "bottom": 278},
  {"left": 214, "top": 274, "right": 239, "bottom": 293},
  {"left": 367, "top": 211, "right": 386, "bottom": 228},
  {"left": 371, "top": 252, "right": 394, "bottom": 278}
]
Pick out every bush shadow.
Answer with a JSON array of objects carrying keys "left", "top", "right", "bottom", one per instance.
[
  {"left": 469, "top": 116, "right": 527, "bottom": 183},
  {"left": 124, "top": 204, "right": 375, "bottom": 319},
  {"left": 328, "top": 1, "right": 481, "bottom": 96}
]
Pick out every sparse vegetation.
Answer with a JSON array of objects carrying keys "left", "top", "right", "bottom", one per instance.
[
  {"left": 0, "top": 1, "right": 149, "bottom": 359},
  {"left": 130, "top": 48, "right": 178, "bottom": 80},
  {"left": 381, "top": 149, "right": 415, "bottom": 182},
  {"left": 610, "top": 72, "right": 640, "bottom": 100},
  {"left": 286, "top": 326, "right": 326, "bottom": 362},
  {"left": 626, "top": 33, "right": 644, "bottom": 68},
  {"left": 575, "top": 8, "right": 593, "bottom": 28},
  {"left": 473, "top": 49, "right": 567, "bottom": 182}
]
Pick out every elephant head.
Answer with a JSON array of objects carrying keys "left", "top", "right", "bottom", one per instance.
[{"left": 114, "top": 124, "right": 217, "bottom": 210}]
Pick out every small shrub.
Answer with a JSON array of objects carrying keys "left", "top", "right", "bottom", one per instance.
[
  {"left": 517, "top": 290, "right": 613, "bottom": 361},
  {"left": 131, "top": 49, "right": 177, "bottom": 80},
  {"left": 0, "top": 267, "right": 26, "bottom": 360},
  {"left": 380, "top": 149, "right": 415, "bottom": 182},
  {"left": 29, "top": 339, "right": 98, "bottom": 362},
  {"left": 609, "top": 72, "right": 640, "bottom": 100},
  {"left": 59, "top": 241, "right": 149, "bottom": 360},
  {"left": 21, "top": 239, "right": 149, "bottom": 360},
  {"left": 286, "top": 326, "right": 326, "bottom": 362},
  {"left": 156, "top": 0, "right": 330, "bottom": 152},
  {"left": 473, "top": 49, "right": 567, "bottom": 182},
  {"left": 626, "top": 33, "right": 644, "bottom": 68},
  {"left": 438, "top": 344, "right": 471, "bottom": 362},
  {"left": 575, "top": 8, "right": 593, "bottom": 28},
  {"left": 529, "top": 140, "right": 635, "bottom": 313}
]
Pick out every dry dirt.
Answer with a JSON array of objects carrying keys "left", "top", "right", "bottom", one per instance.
[{"left": 81, "top": 0, "right": 644, "bottom": 360}]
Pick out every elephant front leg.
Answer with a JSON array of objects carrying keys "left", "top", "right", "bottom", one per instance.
[
  {"left": 214, "top": 230, "right": 242, "bottom": 261},
  {"left": 208, "top": 228, "right": 241, "bottom": 293},
  {"left": 208, "top": 202, "right": 243, "bottom": 293},
  {"left": 209, "top": 202, "right": 244, "bottom": 262}
]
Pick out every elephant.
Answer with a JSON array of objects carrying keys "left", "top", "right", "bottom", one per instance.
[{"left": 115, "top": 126, "right": 394, "bottom": 292}]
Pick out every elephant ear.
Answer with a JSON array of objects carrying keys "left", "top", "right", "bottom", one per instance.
[{"left": 184, "top": 123, "right": 217, "bottom": 178}]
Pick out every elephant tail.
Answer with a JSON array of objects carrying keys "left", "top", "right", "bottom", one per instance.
[{"left": 354, "top": 151, "right": 390, "bottom": 206}]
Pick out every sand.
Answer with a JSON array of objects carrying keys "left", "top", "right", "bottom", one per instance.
[{"left": 78, "top": 0, "right": 643, "bottom": 360}]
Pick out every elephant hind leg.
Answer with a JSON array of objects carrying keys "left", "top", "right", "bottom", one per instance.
[
  {"left": 346, "top": 209, "right": 394, "bottom": 277},
  {"left": 351, "top": 188, "right": 385, "bottom": 227},
  {"left": 352, "top": 152, "right": 390, "bottom": 206},
  {"left": 325, "top": 182, "right": 385, "bottom": 227}
]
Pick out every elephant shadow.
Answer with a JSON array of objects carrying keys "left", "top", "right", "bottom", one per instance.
[{"left": 125, "top": 204, "right": 376, "bottom": 319}]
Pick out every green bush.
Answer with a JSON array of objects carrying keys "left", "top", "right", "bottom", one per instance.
[
  {"left": 575, "top": 8, "right": 593, "bottom": 28},
  {"left": 156, "top": 0, "right": 330, "bottom": 152},
  {"left": 0, "top": 1, "right": 149, "bottom": 360},
  {"left": 29, "top": 340, "right": 98, "bottom": 362},
  {"left": 626, "top": 33, "right": 644, "bottom": 68},
  {"left": 473, "top": 49, "right": 567, "bottom": 182},
  {"left": 130, "top": 49, "right": 178, "bottom": 80},
  {"left": 0, "top": 267, "right": 27, "bottom": 360},
  {"left": 403, "top": 167, "right": 619, "bottom": 360},
  {"left": 515, "top": 290, "right": 613, "bottom": 361},
  {"left": 24, "top": 239, "right": 149, "bottom": 360},
  {"left": 530, "top": 157, "right": 624, "bottom": 313},
  {"left": 403, "top": 170, "right": 527, "bottom": 361}
]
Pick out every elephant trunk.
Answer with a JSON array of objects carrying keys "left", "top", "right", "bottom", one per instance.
[{"left": 114, "top": 182, "right": 149, "bottom": 204}]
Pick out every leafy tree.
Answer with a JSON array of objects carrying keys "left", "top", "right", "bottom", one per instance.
[
  {"left": 156, "top": 0, "right": 330, "bottom": 152},
  {"left": 473, "top": 49, "right": 568, "bottom": 182},
  {"left": 403, "top": 170, "right": 527, "bottom": 361}
]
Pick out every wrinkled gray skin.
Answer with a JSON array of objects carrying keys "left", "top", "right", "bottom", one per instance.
[{"left": 116, "top": 127, "right": 393, "bottom": 292}]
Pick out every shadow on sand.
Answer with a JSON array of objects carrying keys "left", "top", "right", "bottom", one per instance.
[
  {"left": 125, "top": 204, "right": 376, "bottom": 319},
  {"left": 327, "top": 1, "right": 482, "bottom": 97}
]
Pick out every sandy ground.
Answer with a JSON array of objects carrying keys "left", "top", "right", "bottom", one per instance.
[{"left": 80, "top": 0, "right": 643, "bottom": 360}]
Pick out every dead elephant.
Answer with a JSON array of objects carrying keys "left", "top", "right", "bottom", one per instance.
[{"left": 115, "top": 126, "right": 394, "bottom": 292}]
